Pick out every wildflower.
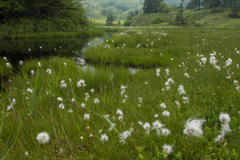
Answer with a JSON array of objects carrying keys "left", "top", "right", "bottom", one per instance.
[
  {"left": 46, "top": 69, "right": 52, "bottom": 74},
  {"left": 85, "top": 93, "right": 89, "bottom": 101},
  {"left": 201, "top": 57, "right": 207, "bottom": 64},
  {"left": 160, "top": 102, "right": 167, "bottom": 109},
  {"left": 154, "top": 114, "right": 159, "bottom": 118},
  {"left": 152, "top": 120, "right": 163, "bottom": 131},
  {"left": 165, "top": 69, "right": 169, "bottom": 76},
  {"left": 178, "top": 85, "right": 186, "bottom": 95},
  {"left": 19, "top": 61, "right": 24, "bottom": 65},
  {"left": 182, "top": 96, "right": 189, "bottom": 104},
  {"left": 60, "top": 80, "right": 67, "bottom": 88},
  {"left": 167, "top": 78, "right": 175, "bottom": 84},
  {"left": 145, "top": 82, "right": 148, "bottom": 85},
  {"left": 94, "top": 98, "right": 100, "bottom": 104},
  {"left": 27, "top": 88, "right": 33, "bottom": 93},
  {"left": 119, "top": 128, "right": 133, "bottom": 144},
  {"left": 184, "top": 73, "right": 190, "bottom": 78},
  {"left": 84, "top": 113, "right": 90, "bottom": 120},
  {"left": 224, "top": 58, "right": 232, "bottom": 67},
  {"left": 57, "top": 97, "right": 62, "bottom": 102},
  {"left": 80, "top": 136, "right": 83, "bottom": 140},
  {"left": 77, "top": 79, "right": 86, "bottom": 87},
  {"left": 25, "top": 151, "right": 29, "bottom": 157},
  {"left": 38, "top": 62, "right": 41, "bottom": 67},
  {"left": 118, "top": 116, "right": 123, "bottom": 121},
  {"left": 3, "top": 57, "right": 7, "bottom": 61},
  {"left": 71, "top": 98, "right": 75, "bottom": 103},
  {"left": 36, "top": 132, "right": 50, "bottom": 144},
  {"left": 162, "top": 144, "right": 173, "bottom": 157},
  {"left": 162, "top": 128, "right": 171, "bottom": 136},
  {"left": 68, "top": 109, "right": 73, "bottom": 113},
  {"left": 117, "top": 109, "right": 123, "bottom": 116},
  {"left": 58, "top": 103, "right": 65, "bottom": 109},
  {"left": 143, "top": 122, "right": 151, "bottom": 135},
  {"left": 175, "top": 101, "right": 181, "bottom": 107},
  {"left": 108, "top": 123, "right": 116, "bottom": 131},
  {"left": 81, "top": 103, "right": 85, "bottom": 108},
  {"left": 90, "top": 89, "right": 94, "bottom": 93},
  {"left": 64, "top": 62, "right": 67, "bottom": 66},
  {"left": 31, "top": 70, "right": 34, "bottom": 76},
  {"left": 219, "top": 113, "right": 231, "bottom": 124},
  {"left": 183, "top": 119, "right": 205, "bottom": 137},
  {"left": 100, "top": 134, "right": 108, "bottom": 143},
  {"left": 6, "top": 63, "right": 12, "bottom": 68},
  {"left": 162, "top": 111, "right": 170, "bottom": 117},
  {"left": 138, "top": 97, "right": 142, "bottom": 103},
  {"left": 156, "top": 69, "right": 160, "bottom": 77}
]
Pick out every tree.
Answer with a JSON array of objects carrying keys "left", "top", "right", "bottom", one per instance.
[
  {"left": 143, "top": 0, "right": 163, "bottom": 13},
  {"left": 229, "top": 0, "right": 240, "bottom": 18},
  {"left": 175, "top": 0, "right": 185, "bottom": 25},
  {"left": 186, "top": 0, "right": 201, "bottom": 10},
  {"left": 158, "top": 2, "right": 172, "bottom": 13}
]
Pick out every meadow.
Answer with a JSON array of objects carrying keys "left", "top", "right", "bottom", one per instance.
[{"left": 1, "top": 28, "right": 240, "bottom": 159}]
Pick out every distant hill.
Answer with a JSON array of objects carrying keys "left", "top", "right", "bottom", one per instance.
[
  {"left": 127, "top": 8, "right": 240, "bottom": 28},
  {"left": 82, "top": 0, "right": 190, "bottom": 21}
]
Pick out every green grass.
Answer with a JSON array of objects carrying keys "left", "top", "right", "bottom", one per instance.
[
  {"left": 1, "top": 28, "right": 240, "bottom": 159},
  {"left": 129, "top": 8, "right": 240, "bottom": 28}
]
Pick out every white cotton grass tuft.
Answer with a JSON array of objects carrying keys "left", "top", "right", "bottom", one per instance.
[
  {"left": 215, "top": 113, "right": 231, "bottom": 142},
  {"left": 162, "top": 111, "right": 170, "bottom": 117},
  {"left": 219, "top": 113, "right": 231, "bottom": 124},
  {"left": 143, "top": 122, "right": 151, "bottom": 135},
  {"left": 162, "top": 144, "right": 173, "bottom": 157},
  {"left": 36, "top": 132, "right": 50, "bottom": 144},
  {"left": 100, "top": 134, "right": 108, "bottom": 143},
  {"left": 183, "top": 118, "right": 206, "bottom": 137},
  {"left": 84, "top": 113, "right": 90, "bottom": 120},
  {"left": 116, "top": 109, "right": 123, "bottom": 116},
  {"left": 178, "top": 85, "right": 186, "bottom": 95},
  {"left": 160, "top": 102, "right": 167, "bottom": 109},
  {"left": 119, "top": 128, "right": 134, "bottom": 144}
]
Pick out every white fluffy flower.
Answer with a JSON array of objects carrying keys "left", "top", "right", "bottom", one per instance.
[
  {"left": 224, "top": 58, "right": 232, "bottom": 67},
  {"left": 162, "top": 128, "right": 171, "bottom": 136},
  {"left": 117, "top": 109, "right": 123, "bottom": 116},
  {"left": 160, "top": 102, "right": 167, "bottom": 109},
  {"left": 38, "top": 62, "right": 41, "bottom": 67},
  {"left": 201, "top": 57, "right": 207, "bottom": 64},
  {"left": 119, "top": 128, "right": 133, "bottom": 144},
  {"left": 100, "top": 134, "right": 108, "bottom": 143},
  {"left": 81, "top": 103, "right": 85, "bottom": 108},
  {"left": 184, "top": 73, "right": 190, "bottom": 78},
  {"left": 31, "top": 70, "right": 34, "bottom": 76},
  {"left": 183, "top": 119, "right": 205, "bottom": 137},
  {"left": 152, "top": 120, "right": 163, "bottom": 131},
  {"left": 143, "top": 122, "right": 151, "bottom": 135},
  {"left": 162, "top": 111, "right": 170, "bottom": 117},
  {"left": 57, "top": 97, "right": 62, "bottom": 102},
  {"left": 58, "top": 103, "right": 65, "bottom": 109},
  {"left": 77, "top": 79, "right": 86, "bottom": 87},
  {"left": 94, "top": 98, "right": 100, "bottom": 104},
  {"left": 27, "top": 88, "right": 33, "bottom": 93},
  {"left": 84, "top": 113, "right": 90, "bottom": 120},
  {"left": 19, "top": 61, "right": 24, "bottom": 65},
  {"left": 5, "top": 63, "right": 12, "bottom": 68},
  {"left": 36, "top": 132, "right": 50, "bottom": 144},
  {"left": 46, "top": 69, "right": 52, "bottom": 74},
  {"left": 219, "top": 113, "right": 231, "bottom": 124},
  {"left": 162, "top": 144, "right": 173, "bottom": 157},
  {"left": 178, "top": 85, "right": 186, "bottom": 95}
]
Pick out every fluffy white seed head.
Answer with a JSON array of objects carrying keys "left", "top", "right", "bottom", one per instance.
[{"left": 36, "top": 132, "right": 50, "bottom": 144}]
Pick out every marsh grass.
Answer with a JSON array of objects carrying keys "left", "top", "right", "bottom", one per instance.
[{"left": 1, "top": 28, "right": 240, "bottom": 159}]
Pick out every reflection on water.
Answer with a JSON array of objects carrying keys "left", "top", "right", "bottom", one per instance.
[{"left": 0, "top": 33, "right": 113, "bottom": 66}]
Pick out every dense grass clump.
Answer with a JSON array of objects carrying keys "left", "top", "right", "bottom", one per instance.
[{"left": 1, "top": 28, "right": 240, "bottom": 159}]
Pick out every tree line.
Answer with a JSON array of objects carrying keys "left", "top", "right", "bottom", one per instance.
[
  {"left": 143, "top": 0, "right": 239, "bottom": 17},
  {"left": 0, "top": 0, "right": 87, "bottom": 24}
]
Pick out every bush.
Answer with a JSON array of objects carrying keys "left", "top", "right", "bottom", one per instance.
[{"left": 151, "top": 17, "right": 164, "bottom": 24}]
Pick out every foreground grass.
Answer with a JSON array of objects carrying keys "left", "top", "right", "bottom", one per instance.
[{"left": 1, "top": 28, "right": 240, "bottom": 159}]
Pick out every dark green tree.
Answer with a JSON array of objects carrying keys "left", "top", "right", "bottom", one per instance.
[
  {"left": 143, "top": 0, "right": 163, "bottom": 13},
  {"left": 175, "top": 0, "right": 185, "bottom": 25},
  {"left": 229, "top": 0, "right": 240, "bottom": 17},
  {"left": 186, "top": 0, "right": 201, "bottom": 10}
]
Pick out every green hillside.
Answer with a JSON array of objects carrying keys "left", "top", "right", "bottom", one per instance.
[
  {"left": 128, "top": 8, "right": 240, "bottom": 28},
  {"left": 82, "top": 0, "right": 190, "bottom": 22}
]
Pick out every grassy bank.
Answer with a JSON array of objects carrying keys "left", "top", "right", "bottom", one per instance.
[
  {"left": 84, "top": 28, "right": 240, "bottom": 67},
  {"left": 128, "top": 8, "right": 240, "bottom": 28},
  {"left": 1, "top": 28, "right": 240, "bottom": 159}
]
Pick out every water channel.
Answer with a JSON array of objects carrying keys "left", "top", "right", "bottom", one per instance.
[{"left": 0, "top": 33, "right": 113, "bottom": 66}]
